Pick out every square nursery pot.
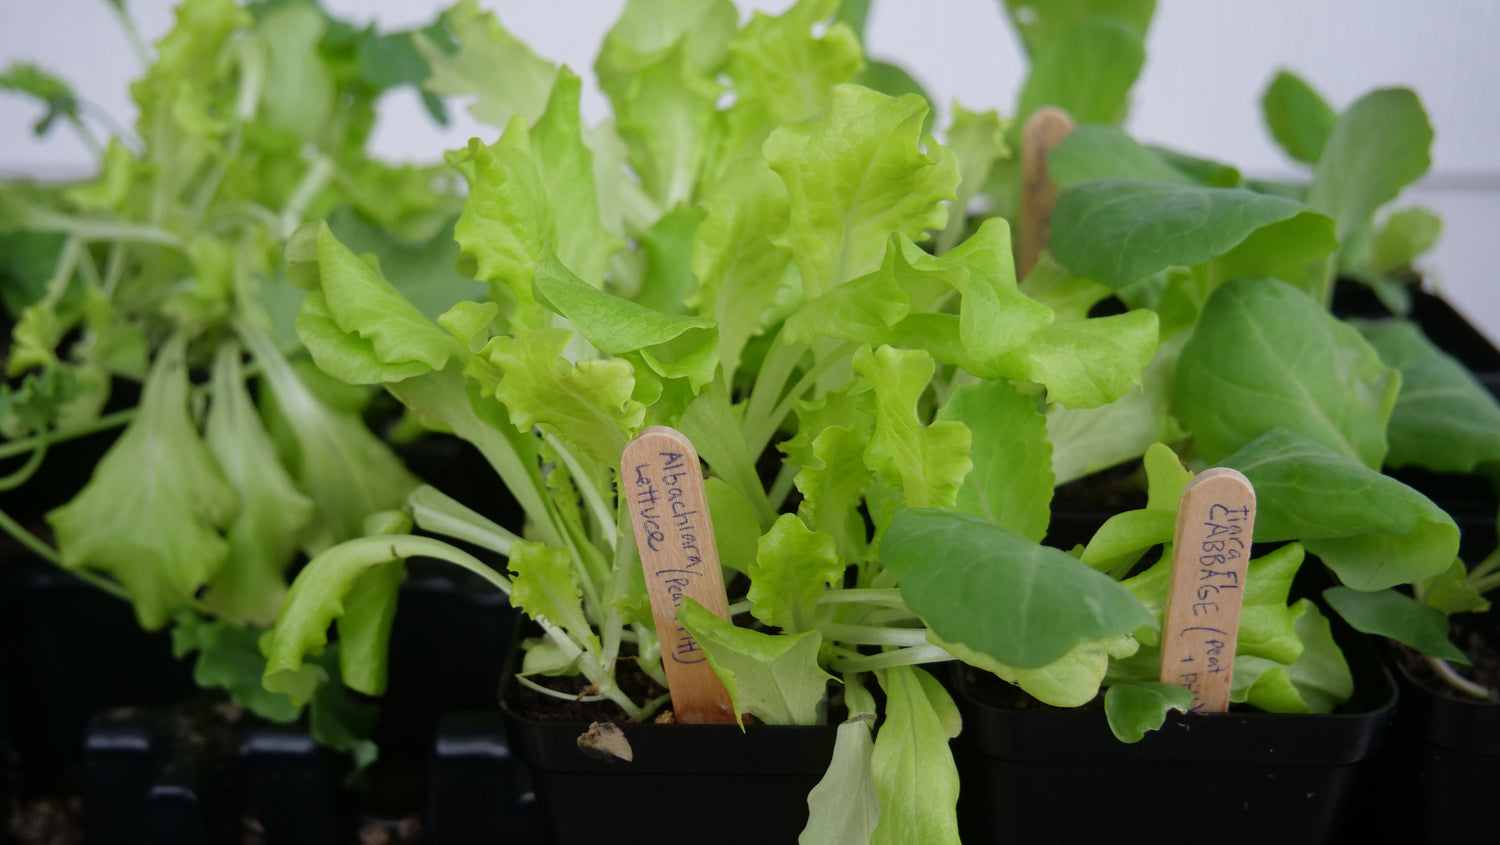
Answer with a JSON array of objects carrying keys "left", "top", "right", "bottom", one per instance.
[
  {"left": 1355, "top": 602, "right": 1500, "bottom": 844},
  {"left": 499, "top": 626, "right": 839, "bottom": 845},
  {"left": 951, "top": 618, "right": 1396, "bottom": 845}
]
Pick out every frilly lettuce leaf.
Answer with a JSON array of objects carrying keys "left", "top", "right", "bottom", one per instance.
[
  {"left": 747, "top": 513, "right": 841, "bottom": 634},
  {"left": 47, "top": 334, "right": 236, "bottom": 630},
  {"left": 936, "top": 379, "right": 1053, "bottom": 543},
  {"left": 679, "top": 598, "right": 834, "bottom": 728},
  {"left": 852, "top": 345, "right": 971, "bottom": 511},
  {"left": 765, "top": 84, "right": 958, "bottom": 298},
  {"left": 871, "top": 665, "right": 961, "bottom": 845}
]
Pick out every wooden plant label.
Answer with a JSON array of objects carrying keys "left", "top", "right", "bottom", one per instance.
[
  {"left": 1158, "top": 468, "right": 1256, "bottom": 714},
  {"left": 621, "top": 426, "right": 736, "bottom": 724},
  {"left": 1019, "top": 106, "right": 1075, "bottom": 280}
]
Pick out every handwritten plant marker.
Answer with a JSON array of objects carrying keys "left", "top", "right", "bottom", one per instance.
[
  {"left": 1019, "top": 106, "right": 1075, "bottom": 279},
  {"left": 1159, "top": 467, "right": 1256, "bottom": 714},
  {"left": 622, "top": 425, "right": 736, "bottom": 724}
]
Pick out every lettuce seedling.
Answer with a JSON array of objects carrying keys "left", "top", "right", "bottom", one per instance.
[{"left": 0, "top": 0, "right": 464, "bottom": 770}]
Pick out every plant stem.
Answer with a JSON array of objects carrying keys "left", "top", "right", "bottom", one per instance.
[
  {"left": 0, "top": 409, "right": 136, "bottom": 461},
  {"left": 832, "top": 644, "right": 953, "bottom": 674},
  {"left": 279, "top": 156, "right": 335, "bottom": 237},
  {"left": 817, "top": 588, "right": 906, "bottom": 608},
  {"left": 0, "top": 442, "right": 48, "bottom": 492},
  {"left": 822, "top": 623, "right": 931, "bottom": 647},
  {"left": 1426, "top": 655, "right": 1497, "bottom": 701}
]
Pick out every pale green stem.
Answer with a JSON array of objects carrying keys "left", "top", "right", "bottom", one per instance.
[
  {"left": 0, "top": 409, "right": 136, "bottom": 461},
  {"left": 544, "top": 434, "right": 616, "bottom": 554},
  {"left": 727, "top": 598, "right": 752, "bottom": 616},
  {"left": 21, "top": 208, "right": 181, "bottom": 248},
  {"left": 104, "top": 0, "right": 154, "bottom": 69},
  {"left": 745, "top": 341, "right": 859, "bottom": 457},
  {"left": 817, "top": 588, "right": 906, "bottom": 608},
  {"left": 832, "top": 643, "right": 954, "bottom": 674},
  {"left": 600, "top": 494, "right": 638, "bottom": 672},
  {"left": 0, "top": 442, "right": 48, "bottom": 492},
  {"left": 741, "top": 333, "right": 809, "bottom": 452},
  {"left": 1426, "top": 655, "right": 1496, "bottom": 701},
  {"left": 279, "top": 156, "right": 336, "bottom": 238},
  {"left": 822, "top": 623, "right": 931, "bottom": 648}
]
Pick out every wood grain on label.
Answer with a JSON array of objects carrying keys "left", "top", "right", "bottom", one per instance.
[
  {"left": 1158, "top": 467, "right": 1256, "bottom": 714},
  {"left": 1019, "top": 106, "right": 1075, "bottom": 280},
  {"left": 621, "top": 426, "right": 735, "bottom": 724}
]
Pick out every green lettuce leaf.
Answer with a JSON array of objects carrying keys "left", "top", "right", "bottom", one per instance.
[
  {"left": 852, "top": 345, "right": 972, "bottom": 510},
  {"left": 728, "top": 0, "right": 863, "bottom": 125},
  {"left": 936, "top": 379, "right": 1053, "bottom": 542},
  {"left": 765, "top": 84, "right": 958, "bottom": 298},
  {"left": 801, "top": 716, "right": 880, "bottom": 845},
  {"left": 415, "top": 0, "right": 557, "bottom": 129},
  {"left": 48, "top": 335, "right": 236, "bottom": 630},
  {"left": 679, "top": 598, "right": 834, "bottom": 727},
  {"left": 510, "top": 540, "right": 600, "bottom": 654},
  {"left": 747, "top": 514, "right": 841, "bottom": 634},
  {"left": 871, "top": 665, "right": 961, "bottom": 845},
  {"left": 202, "top": 344, "right": 313, "bottom": 626},
  {"left": 1016, "top": 19, "right": 1145, "bottom": 130}
]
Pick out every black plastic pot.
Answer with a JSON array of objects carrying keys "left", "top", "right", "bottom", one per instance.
[
  {"left": 1353, "top": 601, "right": 1500, "bottom": 844},
  {"left": 952, "top": 622, "right": 1397, "bottom": 845},
  {"left": 499, "top": 631, "right": 839, "bottom": 845}
]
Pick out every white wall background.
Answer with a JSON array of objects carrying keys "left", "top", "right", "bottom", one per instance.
[{"left": 3, "top": 1, "right": 1497, "bottom": 334}]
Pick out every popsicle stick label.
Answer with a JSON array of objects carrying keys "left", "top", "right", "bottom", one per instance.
[
  {"left": 1019, "top": 106, "right": 1075, "bottom": 279},
  {"left": 622, "top": 426, "right": 735, "bottom": 724},
  {"left": 1159, "top": 468, "right": 1256, "bottom": 714}
]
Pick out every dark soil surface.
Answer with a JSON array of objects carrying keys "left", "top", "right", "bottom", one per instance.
[{"left": 1397, "top": 610, "right": 1500, "bottom": 701}]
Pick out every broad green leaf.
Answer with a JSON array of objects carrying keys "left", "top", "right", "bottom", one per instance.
[
  {"left": 510, "top": 540, "right": 599, "bottom": 654},
  {"left": 1047, "top": 125, "right": 1194, "bottom": 187},
  {"left": 173, "top": 612, "right": 301, "bottom": 723},
  {"left": 1080, "top": 441, "right": 1191, "bottom": 573},
  {"left": 705, "top": 477, "right": 762, "bottom": 575},
  {"left": 728, "top": 0, "right": 863, "bottom": 125},
  {"left": 323, "top": 206, "right": 473, "bottom": 323},
  {"left": 48, "top": 336, "right": 236, "bottom": 630},
  {"left": 1045, "top": 385, "right": 1160, "bottom": 485},
  {"left": 1421, "top": 559, "right": 1491, "bottom": 615},
  {"left": 262, "top": 534, "right": 493, "bottom": 702},
  {"left": 689, "top": 159, "right": 794, "bottom": 386},
  {"left": 1016, "top": 19, "right": 1145, "bottom": 129},
  {"left": 246, "top": 326, "right": 420, "bottom": 556},
  {"left": 1324, "top": 586, "right": 1469, "bottom": 664},
  {"left": 884, "top": 509, "right": 1155, "bottom": 669},
  {"left": 1002, "top": 0, "right": 1156, "bottom": 58},
  {"left": 801, "top": 716, "right": 880, "bottom": 845},
  {"left": 1306, "top": 88, "right": 1433, "bottom": 246},
  {"left": 765, "top": 84, "right": 958, "bottom": 298},
  {"left": 292, "top": 222, "right": 459, "bottom": 384},
  {"left": 1221, "top": 428, "right": 1458, "bottom": 591},
  {"left": 335, "top": 543, "right": 405, "bottom": 698},
  {"left": 1356, "top": 319, "right": 1500, "bottom": 473},
  {"left": 747, "top": 514, "right": 841, "bottom": 634},
  {"left": 415, "top": 0, "right": 556, "bottom": 129},
  {"left": 852, "top": 345, "right": 972, "bottom": 510},
  {"left": 634, "top": 204, "right": 705, "bottom": 316},
  {"left": 1174, "top": 279, "right": 1398, "bottom": 468},
  {"left": 1233, "top": 599, "right": 1352, "bottom": 713},
  {"left": 533, "top": 254, "right": 719, "bottom": 391},
  {"left": 994, "top": 308, "right": 1157, "bottom": 408},
  {"left": 1261, "top": 70, "right": 1337, "bottom": 165},
  {"left": 937, "top": 379, "right": 1053, "bottom": 541},
  {"left": 1103, "top": 681, "right": 1193, "bottom": 743},
  {"left": 871, "top": 666, "right": 961, "bottom": 845},
  {"left": 679, "top": 599, "right": 834, "bottom": 727},
  {"left": 481, "top": 327, "right": 645, "bottom": 466},
  {"left": 1371, "top": 206, "right": 1442, "bottom": 275},
  {"left": 1051, "top": 179, "right": 1334, "bottom": 288},
  {"left": 202, "top": 345, "right": 313, "bottom": 626},
  {"left": 256, "top": 3, "right": 334, "bottom": 144}
]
